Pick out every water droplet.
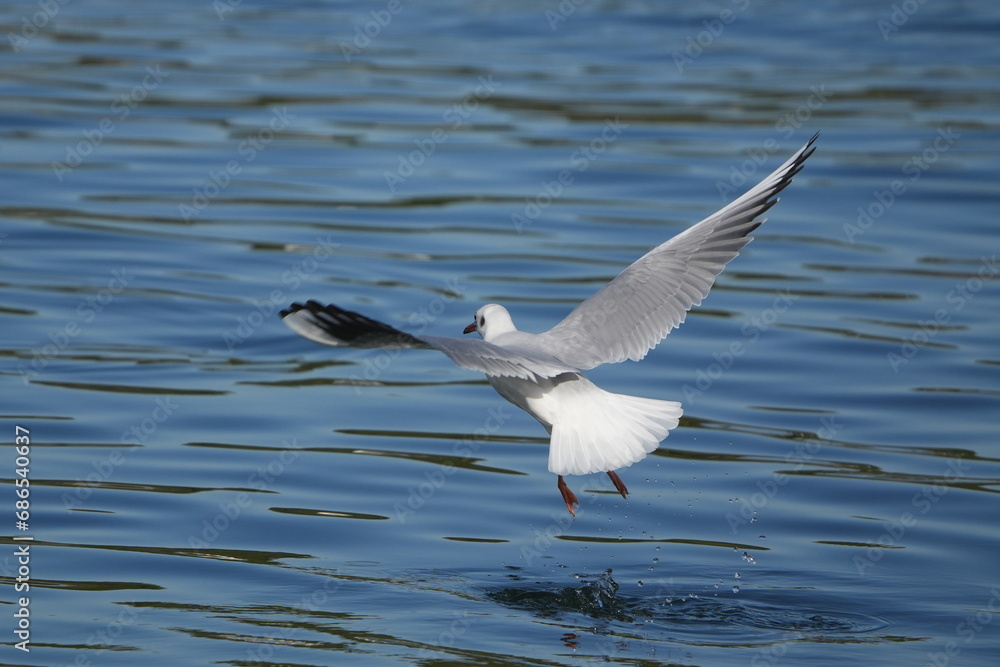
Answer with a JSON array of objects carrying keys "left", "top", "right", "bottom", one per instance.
[
  {"left": 638, "top": 580, "right": 644, "bottom": 586},
  {"left": 652, "top": 557, "right": 659, "bottom": 563},
  {"left": 759, "top": 535, "right": 766, "bottom": 540},
  {"left": 734, "top": 572, "right": 741, "bottom": 579},
  {"left": 732, "top": 585, "right": 740, "bottom": 594}
]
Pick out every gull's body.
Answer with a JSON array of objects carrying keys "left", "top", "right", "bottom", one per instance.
[{"left": 281, "top": 134, "right": 817, "bottom": 514}]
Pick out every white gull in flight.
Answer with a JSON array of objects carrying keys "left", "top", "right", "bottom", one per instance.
[{"left": 281, "top": 134, "right": 817, "bottom": 515}]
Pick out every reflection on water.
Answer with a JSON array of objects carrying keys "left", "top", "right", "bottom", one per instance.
[{"left": 2, "top": 0, "right": 999, "bottom": 664}]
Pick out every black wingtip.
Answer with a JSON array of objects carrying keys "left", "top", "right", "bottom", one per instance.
[
  {"left": 801, "top": 131, "right": 820, "bottom": 162},
  {"left": 278, "top": 301, "right": 310, "bottom": 319},
  {"left": 772, "top": 132, "right": 819, "bottom": 195},
  {"left": 280, "top": 300, "right": 326, "bottom": 319},
  {"left": 280, "top": 300, "right": 432, "bottom": 350}
]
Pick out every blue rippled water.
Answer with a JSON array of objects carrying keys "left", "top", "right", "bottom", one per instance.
[{"left": 2, "top": 1, "right": 999, "bottom": 665}]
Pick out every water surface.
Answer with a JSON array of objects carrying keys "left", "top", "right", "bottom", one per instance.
[{"left": 2, "top": 1, "right": 999, "bottom": 665}]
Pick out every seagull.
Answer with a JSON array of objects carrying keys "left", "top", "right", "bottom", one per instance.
[{"left": 281, "top": 134, "right": 817, "bottom": 515}]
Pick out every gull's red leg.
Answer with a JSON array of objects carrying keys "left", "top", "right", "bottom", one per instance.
[
  {"left": 607, "top": 470, "right": 629, "bottom": 499},
  {"left": 557, "top": 475, "right": 579, "bottom": 516}
]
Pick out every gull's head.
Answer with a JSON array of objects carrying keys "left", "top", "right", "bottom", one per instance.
[{"left": 463, "top": 304, "right": 516, "bottom": 342}]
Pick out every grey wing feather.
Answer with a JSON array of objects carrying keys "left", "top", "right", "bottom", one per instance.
[
  {"left": 280, "top": 300, "right": 575, "bottom": 380},
  {"left": 536, "top": 133, "right": 818, "bottom": 369}
]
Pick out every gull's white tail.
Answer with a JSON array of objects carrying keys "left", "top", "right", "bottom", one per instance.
[{"left": 547, "top": 388, "right": 682, "bottom": 476}]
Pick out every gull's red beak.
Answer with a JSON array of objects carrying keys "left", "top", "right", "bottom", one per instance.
[{"left": 463, "top": 321, "right": 477, "bottom": 334}]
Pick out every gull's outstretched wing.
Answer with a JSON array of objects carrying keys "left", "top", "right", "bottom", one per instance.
[
  {"left": 535, "top": 133, "right": 818, "bottom": 369},
  {"left": 281, "top": 300, "right": 576, "bottom": 380}
]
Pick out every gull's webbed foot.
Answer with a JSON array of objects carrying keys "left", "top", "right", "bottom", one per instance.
[
  {"left": 557, "top": 475, "right": 579, "bottom": 516},
  {"left": 607, "top": 470, "right": 628, "bottom": 499}
]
